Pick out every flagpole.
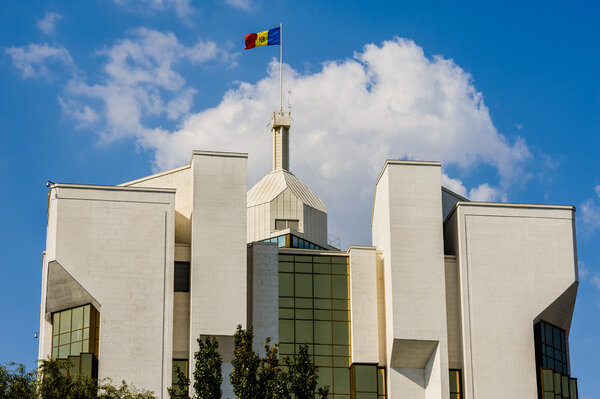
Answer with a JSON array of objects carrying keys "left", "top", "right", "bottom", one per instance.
[{"left": 279, "top": 22, "right": 283, "bottom": 113}]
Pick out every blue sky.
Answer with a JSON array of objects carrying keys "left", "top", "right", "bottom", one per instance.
[{"left": 1, "top": 0, "right": 598, "bottom": 396}]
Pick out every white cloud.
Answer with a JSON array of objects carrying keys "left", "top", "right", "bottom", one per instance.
[
  {"left": 468, "top": 183, "right": 507, "bottom": 202},
  {"left": 5, "top": 43, "right": 73, "bottom": 79},
  {"left": 58, "top": 97, "right": 100, "bottom": 127},
  {"left": 63, "top": 28, "right": 234, "bottom": 140},
  {"left": 224, "top": 0, "right": 252, "bottom": 11},
  {"left": 122, "top": 38, "right": 529, "bottom": 244},
  {"left": 112, "top": 0, "right": 194, "bottom": 20},
  {"left": 442, "top": 173, "right": 467, "bottom": 197},
  {"left": 580, "top": 185, "right": 600, "bottom": 234},
  {"left": 37, "top": 12, "right": 63, "bottom": 35}
]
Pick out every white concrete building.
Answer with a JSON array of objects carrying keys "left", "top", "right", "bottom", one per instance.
[{"left": 39, "top": 112, "right": 579, "bottom": 399}]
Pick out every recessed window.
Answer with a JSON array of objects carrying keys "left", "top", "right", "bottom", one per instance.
[
  {"left": 51, "top": 304, "right": 99, "bottom": 377},
  {"left": 449, "top": 369, "right": 462, "bottom": 399},
  {"left": 174, "top": 262, "right": 190, "bottom": 292},
  {"left": 275, "top": 219, "right": 299, "bottom": 231}
]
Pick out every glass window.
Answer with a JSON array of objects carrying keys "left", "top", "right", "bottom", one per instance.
[
  {"left": 334, "top": 368, "right": 350, "bottom": 393},
  {"left": 279, "top": 273, "right": 294, "bottom": 297},
  {"left": 72, "top": 307, "right": 83, "bottom": 330},
  {"left": 314, "top": 321, "right": 332, "bottom": 345},
  {"left": 280, "top": 320, "right": 294, "bottom": 342},
  {"left": 174, "top": 262, "right": 190, "bottom": 292},
  {"left": 314, "top": 275, "right": 332, "bottom": 298},
  {"left": 51, "top": 304, "right": 99, "bottom": 367},
  {"left": 333, "top": 322, "right": 349, "bottom": 345},
  {"left": 295, "top": 320, "right": 313, "bottom": 343},
  {"left": 449, "top": 369, "right": 462, "bottom": 398},
  {"left": 295, "top": 274, "right": 312, "bottom": 297},
  {"left": 279, "top": 254, "right": 351, "bottom": 397},
  {"left": 536, "top": 321, "right": 569, "bottom": 376},
  {"left": 172, "top": 359, "right": 189, "bottom": 395}
]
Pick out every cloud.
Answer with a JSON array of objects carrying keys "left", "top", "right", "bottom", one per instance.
[
  {"left": 37, "top": 12, "right": 63, "bottom": 35},
  {"left": 5, "top": 43, "right": 73, "bottom": 79},
  {"left": 224, "top": 0, "right": 252, "bottom": 11},
  {"left": 63, "top": 27, "right": 235, "bottom": 140},
  {"left": 441, "top": 174, "right": 506, "bottom": 202},
  {"left": 124, "top": 37, "right": 529, "bottom": 244},
  {"left": 580, "top": 185, "right": 600, "bottom": 234},
  {"left": 112, "top": 0, "right": 195, "bottom": 20},
  {"left": 468, "top": 183, "right": 507, "bottom": 202}
]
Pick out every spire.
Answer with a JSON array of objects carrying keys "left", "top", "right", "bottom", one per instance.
[{"left": 272, "top": 111, "right": 292, "bottom": 171}]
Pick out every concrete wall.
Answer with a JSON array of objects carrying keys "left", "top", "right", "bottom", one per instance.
[
  {"left": 444, "top": 257, "right": 462, "bottom": 370},
  {"left": 123, "top": 165, "right": 192, "bottom": 244},
  {"left": 41, "top": 184, "right": 175, "bottom": 398},
  {"left": 248, "top": 242, "right": 279, "bottom": 357},
  {"left": 303, "top": 205, "right": 328, "bottom": 247},
  {"left": 348, "top": 246, "right": 379, "bottom": 364},
  {"left": 372, "top": 160, "right": 449, "bottom": 399},
  {"left": 247, "top": 203, "right": 270, "bottom": 243},
  {"left": 444, "top": 203, "right": 577, "bottom": 399},
  {"left": 189, "top": 151, "right": 248, "bottom": 392}
]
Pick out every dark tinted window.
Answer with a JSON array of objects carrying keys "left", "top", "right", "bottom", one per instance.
[{"left": 174, "top": 262, "right": 190, "bottom": 292}]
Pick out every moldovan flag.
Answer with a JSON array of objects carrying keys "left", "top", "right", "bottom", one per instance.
[{"left": 245, "top": 27, "right": 280, "bottom": 49}]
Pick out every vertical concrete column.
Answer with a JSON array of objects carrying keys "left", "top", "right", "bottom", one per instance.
[
  {"left": 189, "top": 151, "right": 248, "bottom": 394},
  {"left": 371, "top": 161, "right": 449, "bottom": 399},
  {"left": 348, "top": 246, "right": 380, "bottom": 364},
  {"left": 248, "top": 242, "right": 279, "bottom": 356}
]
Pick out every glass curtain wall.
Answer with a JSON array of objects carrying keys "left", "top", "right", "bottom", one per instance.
[
  {"left": 51, "top": 303, "right": 100, "bottom": 377},
  {"left": 279, "top": 254, "right": 351, "bottom": 398}
]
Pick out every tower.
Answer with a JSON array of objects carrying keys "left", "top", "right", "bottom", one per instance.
[{"left": 246, "top": 111, "right": 329, "bottom": 248}]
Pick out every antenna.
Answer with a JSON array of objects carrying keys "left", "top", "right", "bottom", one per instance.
[{"left": 287, "top": 89, "right": 292, "bottom": 113}]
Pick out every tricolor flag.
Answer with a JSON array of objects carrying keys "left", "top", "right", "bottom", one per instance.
[{"left": 245, "top": 27, "right": 280, "bottom": 50}]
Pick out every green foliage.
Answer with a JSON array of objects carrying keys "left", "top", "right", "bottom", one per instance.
[
  {"left": 230, "top": 327, "right": 328, "bottom": 399},
  {"left": 167, "top": 364, "right": 190, "bottom": 399},
  {"left": 37, "top": 358, "right": 98, "bottom": 399},
  {"left": 257, "top": 338, "right": 288, "bottom": 399},
  {"left": 1, "top": 359, "right": 155, "bottom": 399},
  {"left": 230, "top": 325, "right": 261, "bottom": 399},
  {"left": 193, "top": 336, "right": 223, "bottom": 399},
  {"left": 0, "top": 362, "right": 37, "bottom": 399},
  {"left": 97, "top": 379, "right": 155, "bottom": 399},
  {"left": 285, "top": 344, "right": 328, "bottom": 399}
]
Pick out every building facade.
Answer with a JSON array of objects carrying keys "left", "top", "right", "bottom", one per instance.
[{"left": 39, "top": 113, "right": 579, "bottom": 398}]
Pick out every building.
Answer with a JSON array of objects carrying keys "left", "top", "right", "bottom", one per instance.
[{"left": 38, "top": 112, "right": 580, "bottom": 399}]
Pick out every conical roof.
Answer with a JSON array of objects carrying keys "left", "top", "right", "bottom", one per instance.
[{"left": 247, "top": 169, "right": 326, "bottom": 213}]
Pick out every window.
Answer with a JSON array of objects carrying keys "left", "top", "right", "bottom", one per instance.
[
  {"left": 540, "top": 368, "right": 578, "bottom": 399},
  {"left": 449, "top": 369, "right": 462, "bottom": 399},
  {"left": 174, "top": 261, "right": 190, "bottom": 292},
  {"left": 51, "top": 304, "right": 99, "bottom": 377},
  {"left": 275, "top": 219, "right": 299, "bottom": 231},
  {"left": 534, "top": 321, "right": 568, "bottom": 375},
  {"left": 172, "top": 359, "right": 189, "bottom": 395},
  {"left": 350, "top": 364, "right": 386, "bottom": 398},
  {"left": 279, "top": 254, "right": 351, "bottom": 396},
  {"left": 534, "top": 321, "right": 578, "bottom": 399}
]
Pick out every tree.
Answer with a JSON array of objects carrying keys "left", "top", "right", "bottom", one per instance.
[
  {"left": 231, "top": 326, "right": 328, "bottom": 399},
  {"left": 230, "top": 325, "right": 260, "bottom": 399},
  {"left": 97, "top": 379, "right": 155, "bottom": 399},
  {"left": 285, "top": 344, "right": 328, "bottom": 399},
  {"left": 257, "top": 339, "right": 288, "bottom": 399},
  {"left": 193, "top": 336, "right": 223, "bottom": 399},
  {"left": 167, "top": 365, "right": 190, "bottom": 399},
  {"left": 1, "top": 359, "right": 155, "bottom": 399},
  {"left": 0, "top": 362, "right": 37, "bottom": 399}
]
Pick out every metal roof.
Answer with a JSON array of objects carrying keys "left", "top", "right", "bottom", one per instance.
[{"left": 247, "top": 170, "right": 327, "bottom": 213}]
